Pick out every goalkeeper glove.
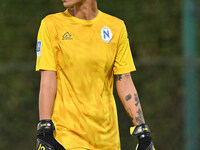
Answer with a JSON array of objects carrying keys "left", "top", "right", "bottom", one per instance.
[
  {"left": 36, "top": 120, "right": 66, "bottom": 150},
  {"left": 130, "top": 124, "right": 155, "bottom": 150}
]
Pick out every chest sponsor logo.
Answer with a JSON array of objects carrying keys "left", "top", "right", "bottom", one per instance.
[
  {"left": 101, "top": 27, "right": 113, "bottom": 43},
  {"left": 36, "top": 41, "right": 41, "bottom": 57},
  {"left": 62, "top": 32, "right": 73, "bottom": 40}
]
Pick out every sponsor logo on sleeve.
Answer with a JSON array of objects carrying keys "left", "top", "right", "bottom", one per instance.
[
  {"left": 36, "top": 41, "right": 42, "bottom": 57},
  {"left": 101, "top": 27, "right": 113, "bottom": 43}
]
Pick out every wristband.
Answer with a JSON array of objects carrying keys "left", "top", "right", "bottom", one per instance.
[
  {"left": 130, "top": 124, "right": 151, "bottom": 139},
  {"left": 37, "top": 120, "right": 55, "bottom": 136}
]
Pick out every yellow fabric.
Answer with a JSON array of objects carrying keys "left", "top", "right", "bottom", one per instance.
[{"left": 36, "top": 8, "right": 136, "bottom": 150}]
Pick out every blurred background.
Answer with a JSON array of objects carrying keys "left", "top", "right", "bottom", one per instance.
[{"left": 0, "top": 0, "right": 199, "bottom": 149}]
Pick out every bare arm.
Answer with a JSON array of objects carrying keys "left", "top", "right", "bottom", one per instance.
[
  {"left": 39, "top": 70, "right": 57, "bottom": 120},
  {"left": 115, "top": 73, "right": 145, "bottom": 126}
]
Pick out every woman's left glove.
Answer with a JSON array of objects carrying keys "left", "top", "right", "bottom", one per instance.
[
  {"left": 36, "top": 120, "right": 66, "bottom": 150},
  {"left": 130, "top": 124, "right": 156, "bottom": 150}
]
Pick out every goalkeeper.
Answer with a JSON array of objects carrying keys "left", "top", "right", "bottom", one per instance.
[{"left": 35, "top": 0, "right": 156, "bottom": 150}]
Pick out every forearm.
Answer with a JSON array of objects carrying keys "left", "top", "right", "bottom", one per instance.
[
  {"left": 39, "top": 70, "right": 57, "bottom": 120},
  {"left": 115, "top": 73, "right": 145, "bottom": 125}
]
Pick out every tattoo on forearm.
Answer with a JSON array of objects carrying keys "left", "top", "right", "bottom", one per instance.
[
  {"left": 125, "top": 74, "right": 131, "bottom": 78},
  {"left": 135, "top": 109, "right": 145, "bottom": 124},
  {"left": 134, "top": 94, "right": 140, "bottom": 106},
  {"left": 125, "top": 94, "right": 132, "bottom": 101},
  {"left": 115, "top": 74, "right": 122, "bottom": 81}
]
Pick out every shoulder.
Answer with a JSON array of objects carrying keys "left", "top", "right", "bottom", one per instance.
[
  {"left": 39, "top": 12, "right": 66, "bottom": 32},
  {"left": 42, "top": 12, "right": 65, "bottom": 24},
  {"left": 100, "top": 11, "right": 125, "bottom": 27}
]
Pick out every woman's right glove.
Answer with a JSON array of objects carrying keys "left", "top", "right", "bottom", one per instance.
[
  {"left": 36, "top": 120, "right": 66, "bottom": 150},
  {"left": 130, "top": 124, "right": 156, "bottom": 150}
]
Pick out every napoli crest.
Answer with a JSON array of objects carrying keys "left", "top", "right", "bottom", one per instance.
[{"left": 101, "top": 27, "right": 113, "bottom": 43}]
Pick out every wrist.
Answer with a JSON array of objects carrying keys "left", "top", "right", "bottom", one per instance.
[{"left": 39, "top": 114, "right": 52, "bottom": 120}]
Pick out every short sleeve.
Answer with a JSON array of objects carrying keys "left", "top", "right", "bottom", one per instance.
[
  {"left": 35, "top": 20, "right": 57, "bottom": 72},
  {"left": 113, "top": 22, "right": 136, "bottom": 75}
]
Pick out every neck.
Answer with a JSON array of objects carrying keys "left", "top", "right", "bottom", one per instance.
[{"left": 69, "top": 0, "right": 98, "bottom": 20}]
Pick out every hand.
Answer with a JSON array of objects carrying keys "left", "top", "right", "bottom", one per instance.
[
  {"left": 36, "top": 120, "right": 66, "bottom": 150},
  {"left": 130, "top": 124, "right": 155, "bottom": 150}
]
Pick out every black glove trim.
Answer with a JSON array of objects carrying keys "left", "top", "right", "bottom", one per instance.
[
  {"left": 130, "top": 124, "right": 150, "bottom": 136},
  {"left": 37, "top": 120, "right": 55, "bottom": 136}
]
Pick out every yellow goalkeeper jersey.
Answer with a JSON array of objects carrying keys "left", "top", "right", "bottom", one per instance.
[{"left": 36, "top": 8, "right": 136, "bottom": 150}]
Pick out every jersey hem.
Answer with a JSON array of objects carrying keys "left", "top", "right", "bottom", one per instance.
[{"left": 36, "top": 66, "right": 57, "bottom": 72}]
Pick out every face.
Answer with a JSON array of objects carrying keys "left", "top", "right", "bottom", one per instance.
[{"left": 62, "top": 0, "right": 83, "bottom": 7}]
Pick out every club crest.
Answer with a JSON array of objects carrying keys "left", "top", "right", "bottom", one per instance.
[{"left": 101, "top": 27, "right": 112, "bottom": 43}]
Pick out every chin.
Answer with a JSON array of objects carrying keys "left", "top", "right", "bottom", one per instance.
[{"left": 63, "top": 2, "right": 75, "bottom": 8}]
